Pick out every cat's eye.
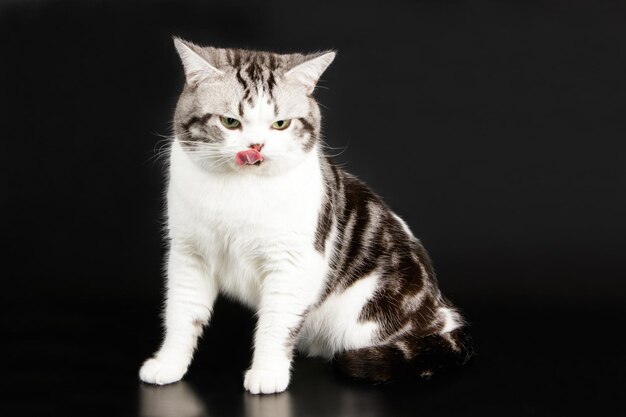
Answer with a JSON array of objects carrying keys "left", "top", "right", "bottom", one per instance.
[
  {"left": 271, "top": 119, "right": 291, "bottom": 130},
  {"left": 220, "top": 116, "right": 241, "bottom": 129}
]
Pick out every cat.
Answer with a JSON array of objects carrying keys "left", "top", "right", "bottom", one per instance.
[{"left": 139, "top": 38, "right": 473, "bottom": 394}]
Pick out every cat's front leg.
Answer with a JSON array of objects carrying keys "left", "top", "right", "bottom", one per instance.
[
  {"left": 139, "top": 241, "right": 217, "bottom": 385},
  {"left": 244, "top": 267, "right": 321, "bottom": 394}
]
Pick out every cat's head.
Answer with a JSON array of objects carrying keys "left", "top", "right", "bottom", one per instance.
[{"left": 172, "top": 38, "right": 335, "bottom": 175}]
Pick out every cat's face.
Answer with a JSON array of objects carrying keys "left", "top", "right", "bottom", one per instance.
[{"left": 172, "top": 39, "right": 335, "bottom": 176}]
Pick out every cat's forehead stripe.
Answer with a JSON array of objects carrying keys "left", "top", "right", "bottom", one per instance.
[{"left": 233, "top": 57, "right": 280, "bottom": 109}]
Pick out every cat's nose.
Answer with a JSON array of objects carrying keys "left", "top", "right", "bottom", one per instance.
[{"left": 249, "top": 143, "right": 264, "bottom": 152}]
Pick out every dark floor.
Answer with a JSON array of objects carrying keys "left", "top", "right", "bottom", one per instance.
[{"left": 4, "top": 294, "right": 624, "bottom": 417}]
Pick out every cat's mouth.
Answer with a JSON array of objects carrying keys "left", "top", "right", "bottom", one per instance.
[{"left": 235, "top": 149, "right": 264, "bottom": 166}]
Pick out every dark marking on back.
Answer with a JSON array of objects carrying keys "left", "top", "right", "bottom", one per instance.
[{"left": 311, "top": 158, "right": 471, "bottom": 380}]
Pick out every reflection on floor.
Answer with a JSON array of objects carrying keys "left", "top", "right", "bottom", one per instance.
[
  {"left": 140, "top": 382, "right": 294, "bottom": 417},
  {"left": 140, "top": 383, "right": 209, "bottom": 417}
]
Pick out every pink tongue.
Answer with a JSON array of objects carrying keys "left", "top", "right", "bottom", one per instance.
[{"left": 235, "top": 149, "right": 264, "bottom": 166}]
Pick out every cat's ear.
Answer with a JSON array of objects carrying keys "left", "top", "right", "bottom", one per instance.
[
  {"left": 285, "top": 51, "right": 336, "bottom": 94},
  {"left": 173, "top": 37, "right": 224, "bottom": 84}
]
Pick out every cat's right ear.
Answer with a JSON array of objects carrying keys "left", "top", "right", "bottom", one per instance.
[{"left": 173, "top": 37, "right": 223, "bottom": 84}]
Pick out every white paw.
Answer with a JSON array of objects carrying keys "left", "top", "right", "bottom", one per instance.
[
  {"left": 139, "top": 357, "right": 188, "bottom": 385},
  {"left": 244, "top": 367, "right": 290, "bottom": 394}
]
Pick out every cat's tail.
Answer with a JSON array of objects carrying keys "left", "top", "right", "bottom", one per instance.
[{"left": 332, "top": 327, "right": 474, "bottom": 382}]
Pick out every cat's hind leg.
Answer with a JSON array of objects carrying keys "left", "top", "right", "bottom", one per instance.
[
  {"left": 333, "top": 326, "right": 473, "bottom": 382},
  {"left": 139, "top": 242, "right": 218, "bottom": 385}
]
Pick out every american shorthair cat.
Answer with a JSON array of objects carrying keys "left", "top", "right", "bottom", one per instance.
[{"left": 139, "top": 38, "right": 472, "bottom": 394}]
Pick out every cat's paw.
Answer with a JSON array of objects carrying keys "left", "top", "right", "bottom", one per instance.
[
  {"left": 139, "top": 357, "right": 187, "bottom": 385},
  {"left": 243, "top": 367, "right": 290, "bottom": 394}
]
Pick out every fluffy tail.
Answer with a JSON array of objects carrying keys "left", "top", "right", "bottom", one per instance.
[{"left": 333, "top": 327, "right": 474, "bottom": 382}]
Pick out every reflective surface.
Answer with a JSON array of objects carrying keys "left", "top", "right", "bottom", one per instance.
[{"left": 4, "top": 297, "right": 624, "bottom": 416}]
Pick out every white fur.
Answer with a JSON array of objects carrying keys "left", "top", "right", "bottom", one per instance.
[
  {"left": 298, "top": 272, "right": 381, "bottom": 358},
  {"left": 140, "top": 137, "right": 381, "bottom": 393},
  {"left": 438, "top": 307, "right": 461, "bottom": 333}
]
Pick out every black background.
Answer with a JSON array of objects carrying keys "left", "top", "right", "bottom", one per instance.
[{"left": 2, "top": 1, "right": 625, "bottom": 416}]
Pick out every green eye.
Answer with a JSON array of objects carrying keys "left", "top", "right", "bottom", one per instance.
[
  {"left": 220, "top": 116, "right": 241, "bottom": 129},
  {"left": 272, "top": 119, "right": 291, "bottom": 130}
]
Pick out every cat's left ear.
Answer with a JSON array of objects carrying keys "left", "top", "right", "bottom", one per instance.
[
  {"left": 285, "top": 51, "right": 336, "bottom": 94},
  {"left": 173, "top": 37, "right": 224, "bottom": 84}
]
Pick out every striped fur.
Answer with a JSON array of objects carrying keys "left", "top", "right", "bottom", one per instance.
[
  {"left": 303, "top": 157, "right": 473, "bottom": 378},
  {"left": 139, "top": 39, "right": 472, "bottom": 395},
  {"left": 172, "top": 40, "right": 325, "bottom": 157}
]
